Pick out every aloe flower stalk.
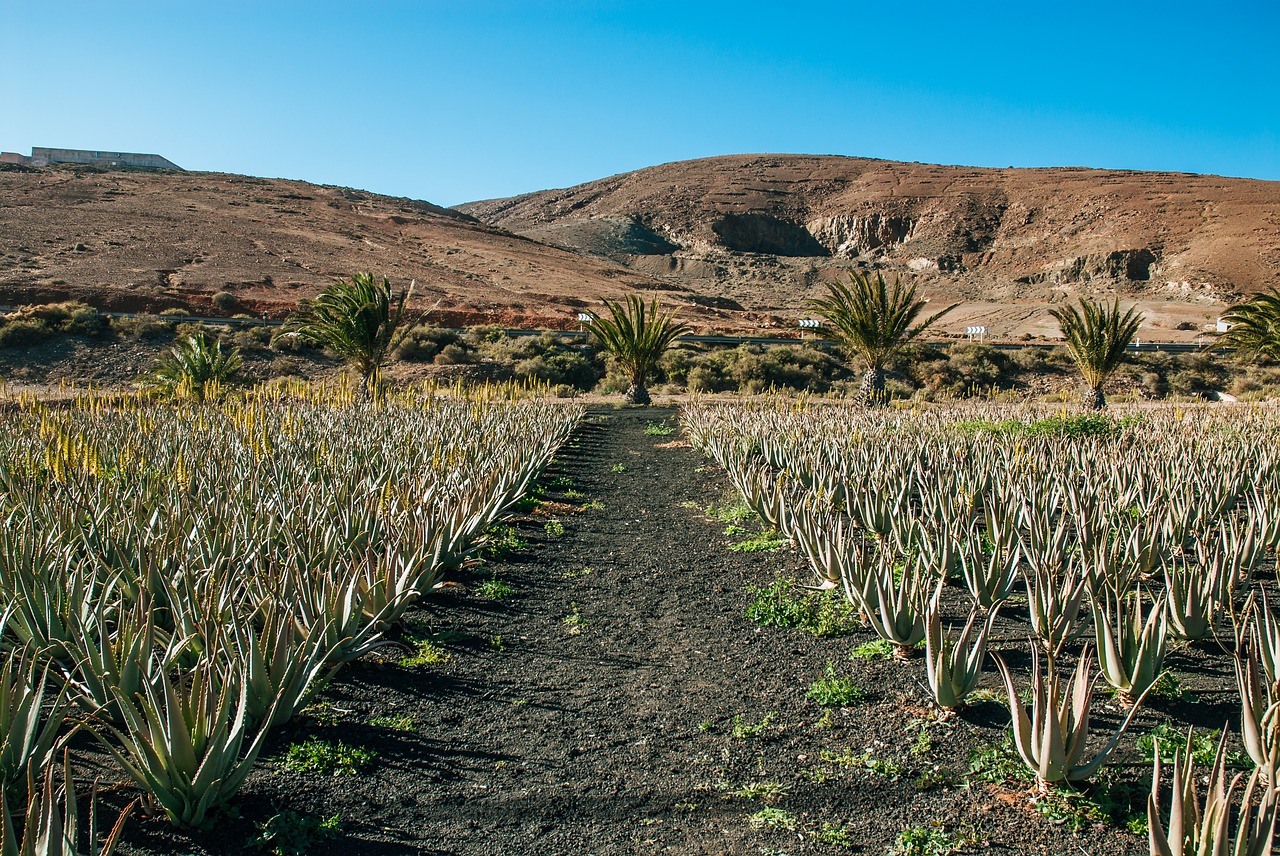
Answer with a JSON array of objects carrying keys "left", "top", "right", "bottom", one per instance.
[{"left": 995, "top": 648, "right": 1142, "bottom": 792}]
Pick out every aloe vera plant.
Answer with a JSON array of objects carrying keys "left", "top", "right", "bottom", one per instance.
[
  {"left": 995, "top": 648, "right": 1142, "bottom": 792},
  {"left": 0, "top": 652, "right": 70, "bottom": 807},
  {"left": 924, "top": 594, "right": 996, "bottom": 712},
  {"left": 1148, "top": 729, "right": 1277, "bottom": 856},
  {"left": 1022, "top": 563, "right": 1088, "bottom": 658},
  {"left": 94, "top": 659, "right": 271, "bottom": 828},
  {"left": 1235, "top": 642, "right": 1280, "bottom": 774},
  {"left": 1092, "top": 587, "right": 1169, "bottom": 708},
  {"left": 856, "top": 555, "right": 933, "bottom": 659},
  {"left": 0, "top": 752, "right": 133, "bottom": 856}
]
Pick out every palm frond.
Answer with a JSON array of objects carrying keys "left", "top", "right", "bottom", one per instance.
[
  {"left": 1049, "top": 298, "right": 1143, "bottom": 388},
  {"left": 1219, "top": 288, "right": 1280, "bottom": 362},
  {"left": 585, "top": 295, "right": 689, "bottom": 390},
  {"left": 808, "top": 272, "right": 956, "bottom": 369},
  {"left": 147, "top": 334, "right": 243, "bottom": 401},
  {"left": 279, "top": 273, "right": 413, "bottom": 395}
]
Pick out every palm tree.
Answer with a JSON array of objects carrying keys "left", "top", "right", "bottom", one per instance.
[
  {"left": 279, "top": 273, "right": 413, "bottom": 398},
  {"left": 148, "top": 333, "right": 242, "bottom": 401},
  {"left": 808, "top": 272, "right": 956, "bottom": 405},
  {"left": 1049, "top": 297, "right": 1143, "bottom": 410},
  {"left": 585, "top": 295, "right": 689, "bottom": 405},
  {"left": 1218, "top": 288, "right": 1280, "bottom": 362}
]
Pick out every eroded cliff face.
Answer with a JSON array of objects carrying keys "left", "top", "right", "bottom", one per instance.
[
  {"left": 457, "top": 154, "right": 1280, "bottom": 325},
  {"left": 805, "top": 213, "right": 914, "bottom": 257}
]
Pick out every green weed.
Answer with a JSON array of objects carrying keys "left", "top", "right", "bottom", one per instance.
[
  {"left": 398, "top": 638, "right": 449, "bottom": 667},
  {"left": 745, "top": 578, "right": 859, "bottom": 637},
  {"left": 731, "top": 712, "right": 775, "bottom": 739},
  {"left": 806, "top": 662, "right": 867, "bottom": 706},
  {"left": 369, "top": 714, "right": 413, "bottom": 731},
  {"left": 480, "top": 524, "right": 528, "bottom": 560},
  {"left": 748, "top": 807, "right": 797, "bottom": 831},
  {"left": 253, "top": 811, "right": 341, "bottom": 856},
  {"left": 283, "top": 738, "right": 375, "bottom": 776},
  {"left": 475, "top": 578, "right": 516, "bottom": 600},
  {"left": 728, "top": 528, "right": 786, "bottom": 553},
  {"left": 544, "top": 517, "right": 566, "bottom": 538}
]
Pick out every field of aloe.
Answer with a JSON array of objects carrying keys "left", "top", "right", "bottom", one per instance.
[
  {"left": 684, "top": 401, "right": 1280, "bottom": 852},
  {"left": 0, "top": 385, "right": 580, "bottom": 848},
  {"left": 3, "top": 393, "right": 1280, "bottom": 855}
]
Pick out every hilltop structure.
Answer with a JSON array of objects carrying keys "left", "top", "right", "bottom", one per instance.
[{"left": 0, "top": 146, "right": 181, "bottom": 170}]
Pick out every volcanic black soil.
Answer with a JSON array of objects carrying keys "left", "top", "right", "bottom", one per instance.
[{"left": 101, "top": 406, "right": 1239, "bottom": 855}]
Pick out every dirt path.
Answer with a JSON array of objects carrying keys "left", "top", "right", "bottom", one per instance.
[{"left": 117, "top": 405, "right": 1154, "bottom": 856}]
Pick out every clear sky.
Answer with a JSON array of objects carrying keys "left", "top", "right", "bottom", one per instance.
[{"left": 2, "top": 1, "right": 1277, "bottom": 206}]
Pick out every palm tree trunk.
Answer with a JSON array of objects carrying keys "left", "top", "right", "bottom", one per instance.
[
  {"left": 859, "top": 365, "right": 886, "bottom": 406},
  {"left": 1081, "top": 384, "right": 1106, "bottom": 410},
  {"left": 623, "top": 384, "right": 651, "bottom": 405}
]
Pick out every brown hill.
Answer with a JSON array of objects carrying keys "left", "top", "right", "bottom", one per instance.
[
  {"left": 458, "top": 154, "right": 1280, "bottom": 340},
  {"left": 0, "top": 164, "right": 722, "bottom": 329}
]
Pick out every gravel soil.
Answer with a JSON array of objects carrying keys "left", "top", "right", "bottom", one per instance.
[{"left": 98, "top": 405, "right": 1247, "bottom": 856}]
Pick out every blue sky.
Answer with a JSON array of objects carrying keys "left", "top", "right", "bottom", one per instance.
[{"left": 2, "top": 1, "right": 1277, "bottom": 205}]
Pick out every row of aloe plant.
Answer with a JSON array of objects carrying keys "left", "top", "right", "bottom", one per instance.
[
  {"left": 0, "top": 382, "right": 581, "bottom": 847},
  {"left": 684, "top": 399, "right": 1280, "bottom": 850}
]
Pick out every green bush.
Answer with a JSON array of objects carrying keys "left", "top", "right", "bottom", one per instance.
[
  {"left": 395, "top": 324, "right": 466, "bottom": 362},
  {"left": 211, "top": 291, "right": 238, "bottom": 311},
  {"left": 0, "top": 301, "right": 108, "bottom": 348}
]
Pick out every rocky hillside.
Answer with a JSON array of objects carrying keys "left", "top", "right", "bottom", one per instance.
[
  {"left": 0, "top": 164, "right": 700, "bottom": 329},
  {"left": 459, "top": 155, "right": 1280, "bottom": 339}
]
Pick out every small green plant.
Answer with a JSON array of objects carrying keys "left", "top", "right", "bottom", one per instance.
[
  {"left": 253, "top": 811, "right": 342, "bottom": 856},
  {"left": 887, "top": 824, "right": 959, "bottom": 856},
  {"left": 731, "top": 781, "right": 788, "bottom": 800},
  {"left": 814, "top": 709, "right": 836, "bottom": 729},
  {"left": 283, "top": 738, "right": 375, "bottom": 776},
  {"left": 965, "top": 737, "right": 1031, "bottom": 786},
  {"left": 579, "top": 499, "right": 605, "bottom": 511},
  {"left": 703, "top": 495, "right": 755, "bottom": 524},
  {"left": 1137, "top": 723, "right": 1243, "bottom": 766},
  {"left": 748, "top": 807, "right": 797, "bottom": 831},
  {"left": 299, "top": 700, "right": 343, "bottom": 727},
  {"left": 544, "top": 517, "right": 566, "bottom": 538},
  {"left": 697, "top": 720, "right": 714, "bottom": 733},
  {"left": 745, "top": 578, "right": 859, "bottom": 637},
  {"left": 563, "top": 488, "right": 584, "bottom": 499},
  {"left": 730, "top": 712, "right": 775, "bottom": 739},
  {"left": 547, "top": 475, "right": 574, "bottom": 489},
  {"left": 368, "top": 714, "right": 413, "bottom": 731},
  {"left": 850, "top": 639, "right": 895, "bottom": 660},
  {"left": 489, "top": 635, "right": 505, "bottom": 652},
  {"left": 812, "top": 821, "right": 853, "bottom": 846},
  {"left": 644, "top": 419, "right": 674, "bottom": 436},
  {"left": 610, "top": 463, "right": 629, "bottom": 473},
  {"left": 398, "top": 638, "right": 449, "bottom": 667},
  {"left": 728, "top": 527, "right": 786, "bottom": 553},
  {"left": 806, "top": 662, "right": 867, "bottom": 706},
  {"left": 475, "top": 578, "right": 516, "bottom": 600},
  {"left": 563, "top": 602, "right": 586, "bottom": 634},
  {"left": 913, "top": 767, "right": 954, "bottom": 792},
  {"left": 562, "top": 566, "right": 593, "bottom": 579},
  {"left": 480, "top": 524, "right": 528, "bottom": 560}
]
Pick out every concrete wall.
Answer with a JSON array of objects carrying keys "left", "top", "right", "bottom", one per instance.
[{"left": 30, "top": 147, "right": 182, "bottom": 170}]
